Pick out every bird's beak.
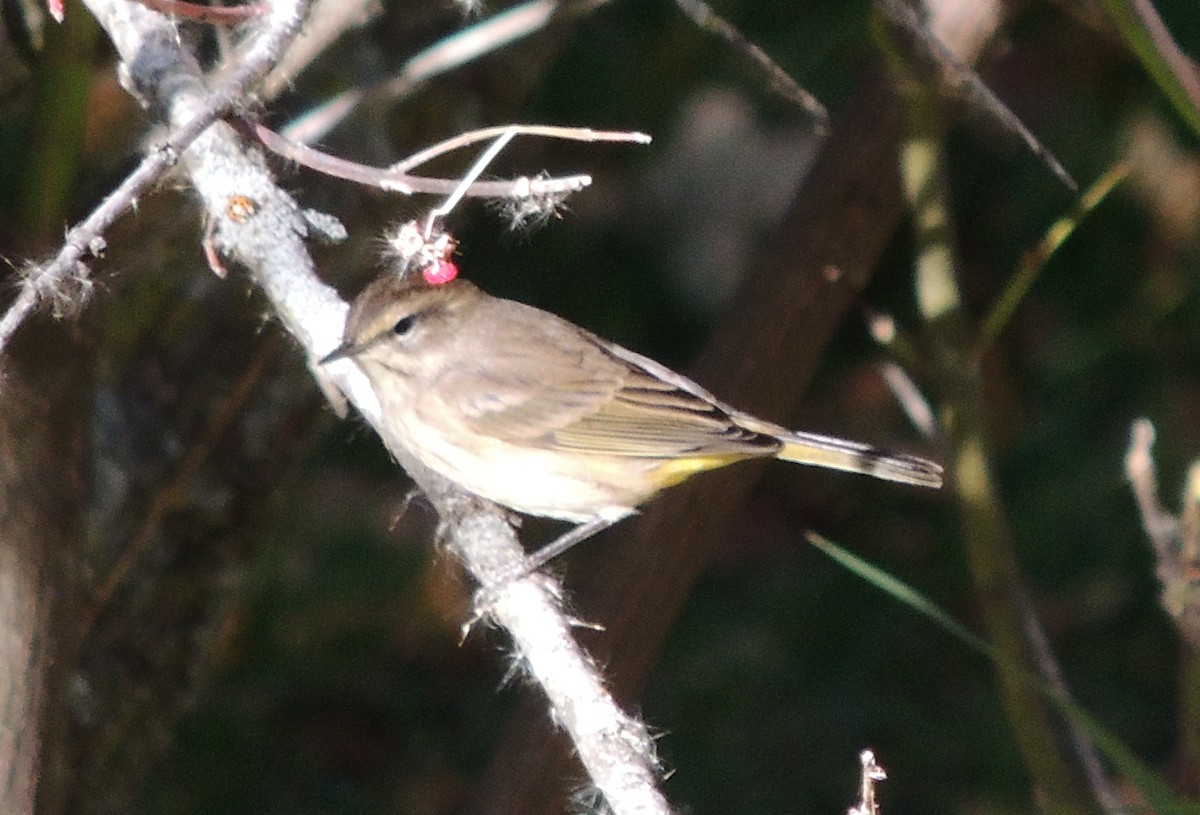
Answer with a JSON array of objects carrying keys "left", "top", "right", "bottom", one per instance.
[{"left": 319, "top": 343, "right": 355, "bottom": 365}]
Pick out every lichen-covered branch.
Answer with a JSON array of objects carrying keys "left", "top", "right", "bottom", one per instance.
[{"left": 69, "top": 2, "right": 672, "bottom": 813}]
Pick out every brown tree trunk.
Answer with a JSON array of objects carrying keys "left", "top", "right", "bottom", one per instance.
[{"left": 0, "top": 320, "right": 92, "bottom": 815}]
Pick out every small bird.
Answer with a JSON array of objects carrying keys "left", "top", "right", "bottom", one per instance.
[{"left": 323, "top": 273, "right": 942, "bottom": 562}]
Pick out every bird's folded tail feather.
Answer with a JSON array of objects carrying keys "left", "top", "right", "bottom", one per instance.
[{"left": 777, "top": 430, "right": 943, "bottom": 488}]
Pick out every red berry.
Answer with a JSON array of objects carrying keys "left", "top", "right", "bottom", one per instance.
[{"left": 423, "top": 260, "right": 458, "bottom": 285}]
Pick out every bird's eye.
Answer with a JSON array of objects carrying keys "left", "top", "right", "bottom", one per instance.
[{"left": 392, "top": 315, "right": 417, "bottom": 337}]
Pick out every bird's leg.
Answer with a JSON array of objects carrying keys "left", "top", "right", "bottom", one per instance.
[
  {"left": 467, "top": 516, "right": 615, "bottom": 635},
  {"left": 524, "top": 515, "right": 623, "bottom": 573},
  {"left": 389, "top": 486, "right": 428, "bottom": 532}
]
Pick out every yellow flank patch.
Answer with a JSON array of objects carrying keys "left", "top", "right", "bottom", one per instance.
[{"left": 650, "top": 454, "right": 749, "bottom": 487}]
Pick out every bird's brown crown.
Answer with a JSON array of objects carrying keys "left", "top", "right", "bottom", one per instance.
[{"left": 341, "top": 275, "right": 482, "bottom": 358}]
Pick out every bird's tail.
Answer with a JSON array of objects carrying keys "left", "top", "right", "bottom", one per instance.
[{"left": 777, "top": 429, "right": 943, "bottom": 488}]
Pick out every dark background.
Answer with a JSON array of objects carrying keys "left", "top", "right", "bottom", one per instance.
[{"left": 1, "top": 0, "right": 1197, "bottom": 812}]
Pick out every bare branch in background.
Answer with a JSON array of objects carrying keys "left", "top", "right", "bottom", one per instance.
[
  {"left": 262, "top": 0, "right": 379, "bottom": 99},
  {"left": 1126, "top": 418, "right": 1200, "bottom": 650},
  {"left": 672, "top": 0, "right": 828, "bottom": 132},
  {"left": 847, "top": 750, "right": 887, "bottom": 815},
  {"left": 282, "top": 0, "right": 606, "bottom": 145},
  {"left": 0, "top": 0, "right": 308, "bottom": 364},
  {"left": 873, "top": 0, "right": 1076, "bottom": 190}
]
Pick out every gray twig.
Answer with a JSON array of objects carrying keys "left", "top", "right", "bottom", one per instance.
[
  {"left": 0, "top": 0, "right": 308, "bottom": 363},
  {"left": 69, "top": 3, "right": 672, "bottom": 813}
]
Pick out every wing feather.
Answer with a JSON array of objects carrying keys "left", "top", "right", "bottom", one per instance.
[{"left": 434, "top": 300, "right": 779, "bottom": 459}]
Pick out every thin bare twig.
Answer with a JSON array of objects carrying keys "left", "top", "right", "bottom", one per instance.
[
  {"left": 283, "top": 0, "right": 606, "bottom": 145},
  {"left": 1125, "top": 418, "right": 1200, "bottom": 649},
  {"left": 879, "top": 361, "right": 937, "bottom": 440},
  {"left": 392, "top": 124, "right": 651, "bottom": 172},
  {"left": 873, "top": 0, "right": 1076, "bottom": 190},
  {"left": 1125, "top": 418, "right": 1177, "bottom": 554},
  {"left": 261, "top": 0, "right": 379, "bottom": 100},
  {"left": 672, "top": 0, "right": 828, "bottom": 132},
  {"left": 1015, "top": 591, "right": 1124, "bottom": 813},
  {"left": 254, "top": 121, "right": 649, "bottom": 197},
  {"left": 848, "top": 750, "right": 887, "bottom": 815},
  {"left": 0, "top": 0, "right": 309, "bottom": 366}
]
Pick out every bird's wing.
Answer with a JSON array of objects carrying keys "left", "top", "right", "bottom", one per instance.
[{"left": 436, "top": 302, "right": 777, "bottom": 459}]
